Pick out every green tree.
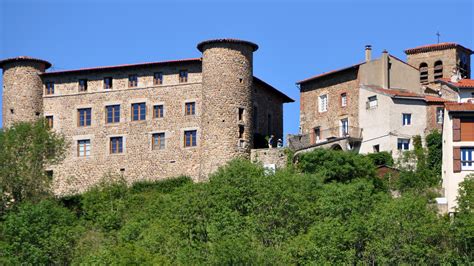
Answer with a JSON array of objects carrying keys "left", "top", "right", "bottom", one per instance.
[
  {"left": 367, "top": 151, "right": 394, "bottom": 166},
  {"left": 0, "top": 120, "right": 66, "bottom": 213},
  {"left": 452, "top": 176, "right": 474, "bottom": 262},
  {"left": 426, "top": 130, "right": 443, "bottom": 175}
]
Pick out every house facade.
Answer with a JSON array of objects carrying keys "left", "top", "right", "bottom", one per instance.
[{"left": 0, "top": 39, "right": 293, "bottom": 195}]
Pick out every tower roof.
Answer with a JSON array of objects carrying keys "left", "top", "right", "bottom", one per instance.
[
  {"left": 0, "top": 56, "right": 52, "bottom": 69},
  {"left": 197, "top": 38, "right": 259, "bottom": 52},
  {"left": 404, "top": 42, "right": 473, "bottom": 55}
]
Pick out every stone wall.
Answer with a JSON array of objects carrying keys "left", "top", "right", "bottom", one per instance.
[
  {"left": 253, "top": 79, "right": 284, "bottom": 142},
  {"left": 299, "top": 69, "right": 360, "bottom": 140},
  {"left": 250, "top": 148, "right": 287, "bottom": 170},
  {"left": 2, "top": 61, "right": 46, "bottom": 127}
]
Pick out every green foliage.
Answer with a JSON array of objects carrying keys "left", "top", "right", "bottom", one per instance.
[
  {"left": 426, "top": 130, "right": 443, "bottom": 176},
  {"left": 0, "top": 120, "right": 66, "bottom": 213},
  {"left": 0, "top": 149, "right": 472, "bottom": 264},
  {"left": 0, "top": 200, "right": 81, "bottom": 265},
  {"left": 367, "top": 151, "right": 394, "bottom": 166},
  {"left": 297, "top": 149, "right": 376, "bottom": 182}
]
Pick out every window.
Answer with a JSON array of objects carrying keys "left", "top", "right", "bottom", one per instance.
[
  {"left": 340, "top": 118, "right": 349, "bottom": 136},
  {"left": 461, "top": 148, "right": 474, "bottom": 170},
  {"left": 154, "top": 72, "right": 163, "bottom": 85},
  {"left": 341, "top": 93, "right": 347, "bottom": 107},
  {"left": 45, "top": 116, "right": 54, "bottom": 128},
  {"left": 104, "top": 77, "right": 113, "bottom": 90},
  {"left": 131, "top": 103, "right": 146, "bottom": 121},
  {"left": 318, "top": 94, "right": 328, "bottom": 112},
  {"left": 314, "top": 127, "right": 321, "bottom": 142},
  {"left": 239, "top": 125, "right": 244, "bottom": 138},
  {"left": 461, "top": 117, "right": 474, "bottom": 141},
  {"left": 184, "top": 130, "right": 197, "bottom": 147},
  {"left": 419, "top": 63, "right": 428, "bottom": 83},
  {"left": 185, "top": 102, "right": 195, "bottom": 116},
  {"left": 45, "top": 82, "right": 54, "bottom": 95},
  {"left": 79, "top": 79, "right": 88, "bottom": 92},
  {"left": 436, "top": 107, "right": 444, "bottom": 124},
  {"left": 153, "top": 105, "right": 164, "bottom": 118},
  {"left": 152, "top": 133, "right": 165, "bottom": 150},
  {"left": 129, "top": 74, "right": 138, "bottom": 87},
  {"left": 373, "top": 144, "right": 380, "bottom": 153},
  {"left": 110, "top": 137, "right": 123, "bottom": 154},
  {"left": 78, "top": 108, "right": 92, "bottom": 127},
  {"left": 179, "top": 70, "right": 188, "bottom": 83},
  {"left": 434, "top": 60, "right": 443, "bottom": 80},
  {"left": 402, "top": 113, "right": 412, "bottom": 126},
  {"left": 77, "top": 139, "right": 91, "bottom": 157},
  {"left": 397, "top": 138, "right": 410, "bottom": 151},
  {"left": 367, "top": 96, "right": 378, "bottom": 109},
  {"left": 106, "top": 105, "right": 120, "bottom": 124},
  {"left": 238, "top": 108, "right": 244, "bottom": 121}
]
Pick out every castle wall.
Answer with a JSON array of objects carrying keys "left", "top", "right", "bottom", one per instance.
[
  {"left": 253, "top": 80, "right": 284, "bottom": 141},
  {"left": 406, "top": 48, "right": 458, "bottom": 83},
  {"left": 2, "top": 61, "right": 45, "bottom": 127}
]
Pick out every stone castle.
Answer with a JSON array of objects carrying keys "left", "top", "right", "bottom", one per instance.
[{"left": 0, "top": 39, "right": 293, "bottom": 195}]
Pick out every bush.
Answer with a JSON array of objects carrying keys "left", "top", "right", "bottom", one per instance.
[
  {"left": 367, "top": 151, "right": 393, "bottom": 166},
  {"left": 0, "top": 200, "right": 80, "bottom": 264}
]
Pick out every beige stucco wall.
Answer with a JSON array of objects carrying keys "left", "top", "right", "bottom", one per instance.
[
  {"left": 442, "top": 111, "right": 474, "bottom": 212},
  {"left": 359, "top": 87, "right": 427, "bottom": 158}
]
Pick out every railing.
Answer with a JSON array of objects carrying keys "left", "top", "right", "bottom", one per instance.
[{"left": 288, "top": 126, "right": 362, "bottom": 150}]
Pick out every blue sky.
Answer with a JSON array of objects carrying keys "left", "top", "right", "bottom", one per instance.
[{"left": 1, "top": 0, "right": 473, "bottom": 135}]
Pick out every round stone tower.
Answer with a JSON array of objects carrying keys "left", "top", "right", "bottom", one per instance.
[
  {"left": 0, "top": 56, "right": 51, "bottom": 127},
  {"left": 197, "top": 38, "right": 259, "bottom": 178}
]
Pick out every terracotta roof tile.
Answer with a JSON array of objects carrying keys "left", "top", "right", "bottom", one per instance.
[
  {"left": 404, "top": 42, "right": 473, "bottom": 55},
  {"left": 371, "top": 87, "right": 422, "bottom": 98},
  {"left": 424, "top": 95, "right": 451, "bottom": 103},
  {"left": 41, "top": 58, "right": 202, "bottom": 76},
  {"left": 438, "top": 78, "right": 474, "bottom": 88},
  {"left": 445, "top": 102, "right": 474, "bottom": 111}
]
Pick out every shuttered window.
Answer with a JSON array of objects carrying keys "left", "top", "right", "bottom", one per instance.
[
  {"left": 454, "top": 147, "right": 461, "bottom": 173},
  {"left": 453, "top": 118, "right": 461, "bottom": 141},
  {"left": 461, "top": 117, "right": 474, "bottom": 141},
  {"left": 461, "top": 148, "right": 474, "bottom": 170}
]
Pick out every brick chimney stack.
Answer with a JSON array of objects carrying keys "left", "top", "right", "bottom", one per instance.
[{"left": 365, "top": 45, "right": 372, "bottom": 62}]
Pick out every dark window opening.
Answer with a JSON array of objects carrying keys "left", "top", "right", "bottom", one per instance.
[
  {"left": 110, "top": 137, "right": 123, "bottom": 154},
  {"left": 185, "top": 102, "right": 195, "bottom": 116},
  {"left": 238, "top": 108, "right": 244, "bottom": 121},
  {"left": 239, "top": 125, "right": 244, "bottom": 138},
  {"left": 106, "top": 105, "right": 120, "bottom": 123},
  {"left": 131, "top": 103, "right": 146, "bottom": 121},
  {"left": 153, "top": 105, "right": 164, "bottom": 118},
  {"left": 184, "top": 130, "right": 197, "bottom": 147},
  {"left": 434, "top": 60, "right": 443, "bottom": 80},
  {"left": 79, "top": 79, "right": 88, "bottom": 92},
  {"left": 78, "top": 108, "right": 92, "bottom": 127},
  {"left": 419, "top": 63, "right": 428, "bottom": 83},
  {"left": 154, "top": 72, "right": 163, "bottom": 85},
  {"left": 129, "top": 74, "right": 138, "bottom": 87},
  {"left": 104, "top": 77, "right": 113, "bottom": 90},
  {"left": 45, "top": 82, "right": 54, "bottom": 95},
  {"left": 179, "top": 70, "right": 188, "bottom": 83},
  {"left": 46, "top": 116, "right": 54, "bottom": 128}
]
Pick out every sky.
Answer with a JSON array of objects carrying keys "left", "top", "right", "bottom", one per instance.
[{"left": 1, "top": 0, "right": 473, "bottom": 136}]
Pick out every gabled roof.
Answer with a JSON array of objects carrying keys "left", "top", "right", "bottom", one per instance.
[
  {"left": 445, "top": 102, "right": 474, "bottom": 112},
  {"left": 437, "top": 78, "right": 474, "bottom": 88},
  {"left": 253, "top": 77, "right": 294, "bottom": 103},
  {"left": 404, "top": 42, "right": 473, "bottom": 55},
  {"left": 296, "top": 62, "right": 363, "bottom": 85},
  {"left": 41, "top": 58, "right": 202, "bottom": 76}
]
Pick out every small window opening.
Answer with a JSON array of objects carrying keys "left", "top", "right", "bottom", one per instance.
[
  {"left": 434, "top": 60, "right": 443, "bottom": 80},
  {"left": 10, "top": 109, "right": 14, "bottom": 114},
  {"left": 238, "top": 108, "right": 244, "bottom": 121},
  {"left": 419, "top": 63, "right": 428, "bottom": 83},
  {"left": 239, "top": 125, "right": 245, "bottom": 138}
]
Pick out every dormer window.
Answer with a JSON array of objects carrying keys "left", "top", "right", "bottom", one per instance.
[
  {"left": 434, "top": 60, "right": 443, "bottom": 80},
  {"left": 419, "top": 63, "right": 428, "bottom": 83}
]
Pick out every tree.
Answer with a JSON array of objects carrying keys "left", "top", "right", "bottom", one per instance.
[
  {"left": 426, "top": 130, "right": 442, "bottom": 176},
  {"left": 452, "top": 176, "right": 474, "bottom": 262},
  {"left": 0, "top": 120, "right": 66, "bottom": 213}
]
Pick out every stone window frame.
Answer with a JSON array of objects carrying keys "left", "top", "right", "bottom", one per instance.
[
  {"left": 182, "top": 127, "right": 199, "bottom": 149},
  {"left": 153, "top": 72, "right": 163, "bottom": 85},
  {"left": 128, "top": 74, "right": 138, "bottom": 88},
  {"left": 105, "top": 104, "right": 121, "bottom": 124},
  {"left": 433, "top": 60, "right": 443, "bottom": 80},
  {"left": 340, "top": 92, "right": 348, "bottom": 107},
  {"left": 77, "top": 107, "right": 93, "bottom": 127},
  {"left": 108, "top": 134, "right": 126, "bottom": 155},
  {"left": 104, "top": 77, "right": 113, "bottom": 90},
  {"left": 238, "top": 107, "right": 245, "bottom": 122},
  {"left": 78, "top": 79, "right": 88, "bottom": 92},
  {"left": 183, "top": 99, "right": 198, "bottom": 116},
  {"left": 45, "top": 114, "right": 54, "bottom": 129},
  {"left": 150, "top": 130, "right": 168, "bottom": 151},
  {"left": 72, "top": 134, "right": 94, "bottom": 159},
  {"left": 45, "top": 81, "right": 55, "bottom": 95},
  {"left": 153, "top": 102, "right": 165, "bottom": 119},
  {"left": 318, "top": 94, "right": 328, "bottom": 113},
  {"left": 179, "top": 69, "right": 188, "bottom": 83},
  {"left": 131, "top": 102, "right": 147, "bottom": 122},
  {"left": 77, "top": 139, "right": 91, "bottom": 157}
]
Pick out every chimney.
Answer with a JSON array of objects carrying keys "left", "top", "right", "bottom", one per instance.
[
  {"left": 365, "top": 45, "right": 372, "bottom": 62},
  {"left": 381, "top": 50, "right": 389, "bottom": 89}
]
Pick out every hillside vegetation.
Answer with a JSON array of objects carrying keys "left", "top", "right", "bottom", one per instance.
[{"left": 0, "top": 122, "right": 472, "bottom": 264}]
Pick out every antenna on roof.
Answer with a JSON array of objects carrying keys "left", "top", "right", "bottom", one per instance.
[{"left": 436, "top": 31, "right": 441, "bottom": 44}]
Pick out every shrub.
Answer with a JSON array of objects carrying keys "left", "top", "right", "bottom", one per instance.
[{"left": 367, "top": 151, "right": 393, "bottom": 166}]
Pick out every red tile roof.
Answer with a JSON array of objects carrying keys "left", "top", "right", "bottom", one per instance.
[
  {"left": 424, "top": 95, "right": 451, "bottom": 103},
  {"left": 0, "top": 56, "right": 52, "bottom": 69},
  {"left": 404, "top": 42, "right": 473, "bottom": 55},
  {"left": 41, "top": 58, "right": 202, "bottom": 76},
  {"left": 438, "top": 78, "right": 474, "bottom": 88},
  {"left": 296, "top": 62, "right": 363, "bottom": 84},
  {"left": 445, "top": 102, "right": 474, "bottom": 111},
  {"left": 368, "top": 86, "right": 452, "bottom": 103}
]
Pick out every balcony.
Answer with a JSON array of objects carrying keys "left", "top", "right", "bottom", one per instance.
[{"left": 288, "top": 126, "right": 362, "bottom": 152}]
